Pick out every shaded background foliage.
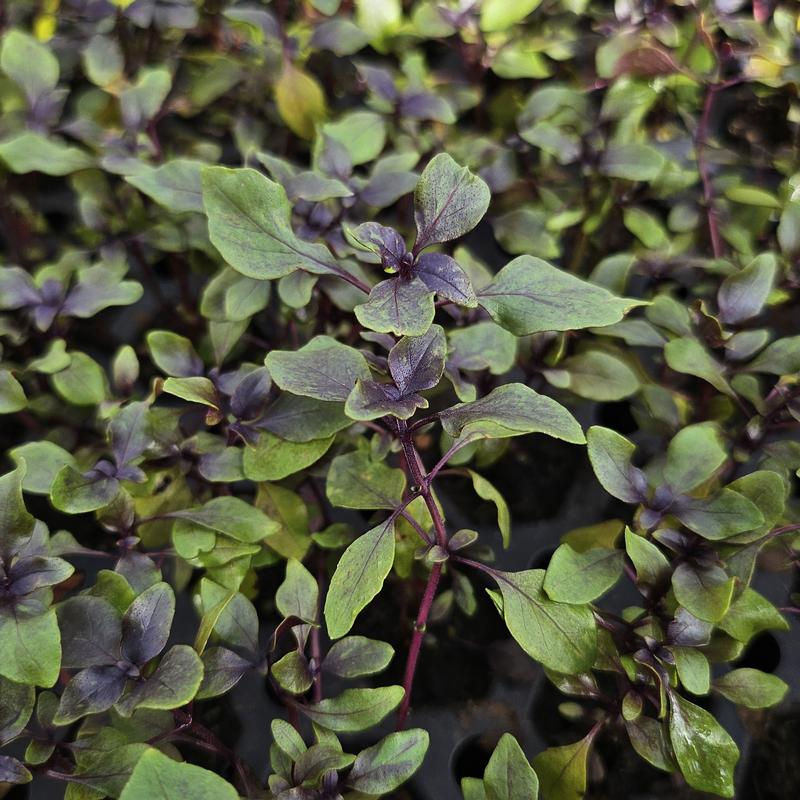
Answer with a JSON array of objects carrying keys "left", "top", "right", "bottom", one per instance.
[{"left": 0, "top": 1, "right": 799, "bottom": 799}]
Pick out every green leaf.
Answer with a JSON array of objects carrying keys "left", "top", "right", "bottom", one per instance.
[
  {"left": 624, "top": 529, "right": 670, "bottom": 586},
  {"left": 465, "top": 469, "right": 511, "bottom": 548},
  {"left": 747, "top": 335, "right": 800, "bottom": 374},
  {"left": 276, "top": 558, "right": 319, "bottom": 647},
  {"left": 0, "top": 369, "right": 25, "bottom": 413},
  {"left": 201, "top": 166, "right": 341, "bottom": 280},
  {"left": 51, "top": 466, "right": 119, "bottom": 514},
  {"left": 599, "top": 142, "right": 665, "bottom": 181},
  {"left": 170, "top": 497, "right": 279, "bottom": 544},
  {"left": 712, "top": 668, "right": 788, "bottom": 708},
  {"left": 119, "top": 747, "right": 239, "bottom": 800},
  {"left": 664, "top": 423, "right": 726, "bottom": 494},
  {"left": 439, "top": 383, "right": 585, "bottom": 446},
  {"left": 546, "top": 350, "right": 640, "bottom": 401},
  {"left": 668, "top": 693, "right": 738, "bottom": 797},
  {"left": 323, "top": 110, "right": 386, "bottom": 165},
  {"left": 0, "top": 463, "right": 35, "bottom": 553},
  {"left": 271, "top": 650, "right": 313, "bottom": 695},
  {"left": 533, "top": 733, "right": 593, "bottom": 800},
  {"left": 242, "top": 432, "right": 333, "bottom": 480},
  {"left": 413, "top": 153, "right": 490, "bottom": 250},
  {"left": 478, "top": 256, "right": 644, "bottom": 336},
  {"left": 118, "top": 646, "right": 204, "bottom": 715},
  {"left": 672, "top": 646, "right": 710, "bottom": 695},
  {"left": 480, "top": 0, "right": 542, "bottom": 32},
  {"left": 322, "top": 636, "right": 394, "bottom": 678},
  {"left": 0, "top": 133, "right": 93, "bottom": 175},
  {"left": 326, "top": 450, "right": 406, "bottom": 510},
  {"left": 51, "top": 352, "right": 107, "bottom": 405},
  {"left": 543, "top": 544, "right": 624, "bottom": 604},
  {"left": 448, "top": 321, "right": 517, "bottom": 374},
  {"left": 724, "top": 184, "right": 780, "bottom": 208},
  {"left": 265, "top": 336, "right": 371, "bottom": 402},
  {"left": 161, "top": 377, "right": 220, "bottom": 413},
  {"left": 586, "top": 427, "right": 647, "bottom": 503},
  {"left": 347, "top": 729, "right": 429, "bottom": 794},
  {"left": 300, "top": 686, "right": 404, "bottom": 732},
  {"left": 324, "top": 517, "right": 396, "bottom": 639},
  {"left": 492, "top": 569, "right": 597, "bottom": 673},
  {"left": 275, "top": 62, "right": 327, "bottom": 140},
  {"left": 0, "top": 609, "right": 61, "bottom": 687},
  {"left": 255, "top": 484, "right": 312, "bottom": 561},
  {"left": 483, "top": 733, "right": 539, "bottom": 800},
  {"left": 671, "top": 564, "right": 734, "bottom": 623},
  {"left": 126, "top": 159, "right": 204, "bottom": 214},
  {"left": 1, "top": 29, "right": 59, "bottom": 105},
  {"left": 0, "top": 675, "right": 34, "bottom": 745},
  {"left": 675, "top": 490, "right": 764, "bottom": 540},
  {"left": 354, "top": 278, "right": 436, "bottom": 337},
  {"left": 718, "top": 587, "right": 789, "bottom": 643},
  {"left": 717, "top": 253, "right": 776, "bottom": 325},
  {"left": 664, "top": 337, "right": 733, "bottom": 396}
]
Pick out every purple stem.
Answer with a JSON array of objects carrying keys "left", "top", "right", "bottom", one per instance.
[{"left": 395, "top": 422, "right": 449, "bottom": 729}]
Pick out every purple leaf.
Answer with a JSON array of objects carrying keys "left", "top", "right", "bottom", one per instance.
[
  {"left": 0, "top": 755, "right": 31, "bottom": 785},
  {"left": 110, "top": 401, "right": 151, "bottom": 467},
  {"left": 400, "top": 92, "right": 456, "bottom": 123},
  {"left": 9, "top": 556, "right": 73, "bottom": 595},
  {"left": 354, "top": 278, "right": 436, "bottom": 337},
  {"left": 351, "top": 222, "right": 408, "bottom": 271},
  {"left": 53, "top": 664, "right": 128, "bottom": 725},
  {"left": 416, "top": 252, "right": 477, "bottom": 306},
  {"left": 388, "top": 324, "right": 447, "bottom": 395},
  {"left": 345, "top": 379, "right": 426, "bottom": 421},
  {"left": 61, "top": 265, "right": 143, "bottom": 318},
  {"left": 359, "top": 171, "right": 418, "bottom": 208},
  {"left": 198, "top": 646, "right": 254, "bottom": 699},
  {"left": 57, "top": 596, "right": 123, "bottom": 668},
  {"left": 0, "top": 267, "right": 40, "bottom": 310},
  {"left": 413, "top": 154, "right": 490, "bottom": 252},
  {"left": 357, "top": 64, "right": 399, "bottom": 102},
  {"left": 121, "top": 581, "right": 175, "bottom": 666},
  {"left": 230, "top": 367, "right": 271, "bottom": 421}
]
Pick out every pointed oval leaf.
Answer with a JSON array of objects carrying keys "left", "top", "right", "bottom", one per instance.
[
  {"left": 299, "top": 686, "right": 404, "bottom": 732},
  {"left": 668, "top": 693, "right": 738, "bottom": 797},
  {"left": 324, "top": 517, "right": 396, "bottom": 639},
  {"left": 493, "top": 569, "right": 597, "bottom": 673},
  {"left": 478, "top": 256, "right": 644, "bottom": 336},
  {"left": 484, "top": 733, "right": 539, "bottom": 800},
  {"left": 119, "top": 747, "right": 239, "bottom": 800},
  {"left": 439, "top": 383, "right": 585, "bottom": 445},
  {"left": 347, "top": 729, "right": 429, "bottom": 794},
  {"left": 201, "top": 166, "right": 341, "bottom": 280},
  {"left": 266, "top": 335, "right": 371, "bottom": 402},
  {"left": 413, "top": 153, "right": 490, "bottom": 251},
  {"left": 122, "top": 582, "right": 175, "bottom": 666}
]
